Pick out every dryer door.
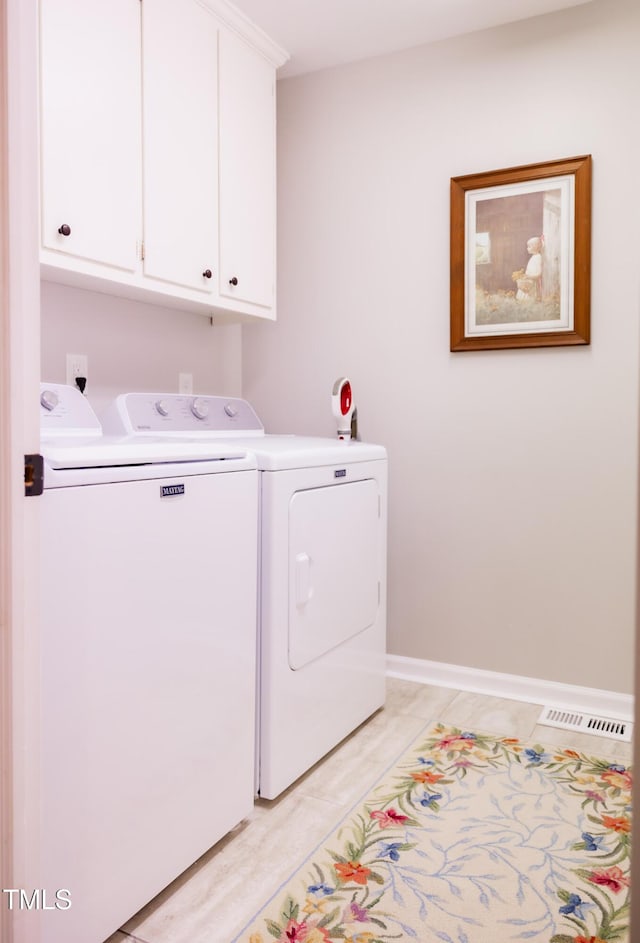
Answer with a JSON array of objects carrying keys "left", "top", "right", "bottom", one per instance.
[{"left": 288, "top": 479, "right": 380, "bottom": 670}]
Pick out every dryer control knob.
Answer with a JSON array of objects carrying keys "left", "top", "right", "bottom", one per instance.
[
  {"left": 40, "top": 389, "right": 59, "bottom": 411},
  {"left": 190, "top": 397, "right": 209, "bottom": 420},
  {"left": 224, "top": 402, "right": 238, "bottom": 418},
  {"left": 155, "top": 399, "right": 170, "bottom": 417}
]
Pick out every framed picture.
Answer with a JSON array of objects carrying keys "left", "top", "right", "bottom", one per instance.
[{"left": 450, "top": 155, "right": 591, "bottom": 351}]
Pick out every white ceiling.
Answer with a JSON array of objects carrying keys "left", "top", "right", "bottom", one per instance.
[{"left": 235, "top": 0, "right": 594, "bottom": 77}]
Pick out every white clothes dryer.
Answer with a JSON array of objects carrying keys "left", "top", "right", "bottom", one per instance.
[
  {"left": 102, "top": 393, "right": 388, "bottom": 800},
  {"left": 39, "top": 384, "right": 258, "bottom": 943}
]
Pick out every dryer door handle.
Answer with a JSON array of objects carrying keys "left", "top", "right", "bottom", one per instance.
[{"left": 295, "top": 552, "right": 312, "bottom": 607}]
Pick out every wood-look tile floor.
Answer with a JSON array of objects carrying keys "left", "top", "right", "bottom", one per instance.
[{"left": 107, "top": 678, "right": 633, "bottom": 943}]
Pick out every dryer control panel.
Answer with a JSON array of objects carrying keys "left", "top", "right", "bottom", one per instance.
[{"left": 101, "top": 393, "right": 264, "bottom": 437}]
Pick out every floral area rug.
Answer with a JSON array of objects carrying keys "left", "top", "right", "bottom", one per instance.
[{"left": 234, "top": 723, "right": 632, "bottom": 943}]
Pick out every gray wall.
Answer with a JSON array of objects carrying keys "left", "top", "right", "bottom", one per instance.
[
  {"left": 41, "top": 282, "right": 242, "bottom": 416},
  {"left": 243, "top": 0, "right": 640, "bottom": 694}
]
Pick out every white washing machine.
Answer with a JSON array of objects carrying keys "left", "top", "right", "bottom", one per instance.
[
  {"left": 102, "top": 393, "right": 388, "bottom": 800},
  {"left": 39, "top": 384, "right": 258, "bottom": 943}
]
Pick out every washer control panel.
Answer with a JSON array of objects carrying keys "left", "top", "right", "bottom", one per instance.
[
  {"left": 40, "top": 383, "right": 102, "bottom": 437},
  {"left": 101, "top": 393, "right": 264, "bottom": 436}
]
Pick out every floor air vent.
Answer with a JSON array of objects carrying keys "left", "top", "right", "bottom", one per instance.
[{"left": 538, "top": 706, "right": 632, "bottom": 743}]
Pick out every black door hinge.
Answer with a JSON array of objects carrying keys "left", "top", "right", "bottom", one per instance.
[{"left": 25, "top": 454, "right": 44, "bottom": 497}]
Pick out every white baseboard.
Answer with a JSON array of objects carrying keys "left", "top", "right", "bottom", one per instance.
[{"left": 386, "top": 654, "right": 634, "bottom": 722}]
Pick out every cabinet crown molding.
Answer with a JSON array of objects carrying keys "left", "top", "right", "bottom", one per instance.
[{"left": 198, "top": 0, "right": 289, "bottom": 68}]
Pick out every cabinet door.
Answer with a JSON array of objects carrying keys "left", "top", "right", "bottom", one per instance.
[
  {"left": 141, "top": 0, "right": 218, "bottom": 294},
  {"left": 39, "top": 0, "right": 141, "bottom": 272},
  {"left": 218, "top": 29, "right": 276, "bottom": 311}
]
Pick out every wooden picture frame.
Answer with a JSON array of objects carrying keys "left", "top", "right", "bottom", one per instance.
[{"left": 450, "top": 155, "right": 591, "bottom": 351}]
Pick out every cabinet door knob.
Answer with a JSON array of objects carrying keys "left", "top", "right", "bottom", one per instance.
[
  {"left": 229, "top": 276, "right": 238, "bottom": 286},
  {"left": 202, "top": 269, "right": 212, "bottom": 279},
  {"left": 58, "top": 224, "right": 71, "bottom": 236}
]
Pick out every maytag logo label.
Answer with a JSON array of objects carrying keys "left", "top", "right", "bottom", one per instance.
[
  {"left": 334, "top": 469, "right": 347, "bottom": 478},
  {"left": 161, "top": 483, "right": 185, "bottom": 498}
]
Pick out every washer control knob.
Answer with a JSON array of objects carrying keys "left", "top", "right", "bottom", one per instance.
[
  {"left": 155, "top": 399, "right": 170, "bottom": 417},
  {"left": 40, "top": 389, "right": 59, "bottom": 411},
  {"left": 224, "top": 402, "right": 238, "bottom": 418},
  {"left": 190, "top": 397, "right": 209, "bottom": 420}
]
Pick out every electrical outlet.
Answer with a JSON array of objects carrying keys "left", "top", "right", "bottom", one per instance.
[
  {"left": 66, "top": 353, "right": 88, "bottom": 387},
  {"left": 179, "top": 372, "right": 193, "bottom": 394}
]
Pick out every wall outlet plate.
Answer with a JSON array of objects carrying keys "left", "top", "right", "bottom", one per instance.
[
  {"left": 66, "top": 353, "right": 88, "bottom": 386},
  {"left": 179, "top": 372, "right": 193, "bottom": 394}
]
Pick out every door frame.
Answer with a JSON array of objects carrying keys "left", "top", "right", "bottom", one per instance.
[
  {"left": 0, "top": 0, "right": 12, "bottom": 932},
  {"left": 1, "top": 1, "right": 42, "bottom": 940}
]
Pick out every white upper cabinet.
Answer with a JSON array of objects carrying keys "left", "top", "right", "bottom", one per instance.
[
  {"left": 141, "top": 0, "right": 218, "bottom": 295},
  {"left": 39, "top": 0, "right": 142, "bottom": 272},
  {"left": 219, "top": 28, "right": 275, "bottom": 311},
  {"left": 38, "top": 0, "right": 288, "bottom": 321}
]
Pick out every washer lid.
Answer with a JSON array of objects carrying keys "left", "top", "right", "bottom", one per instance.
[
  {"left": 41, "top": 435, "right": 252, "bottom": 469},
  {"left": 41, "top": 384, "right": 253, "bottom": 468}
]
